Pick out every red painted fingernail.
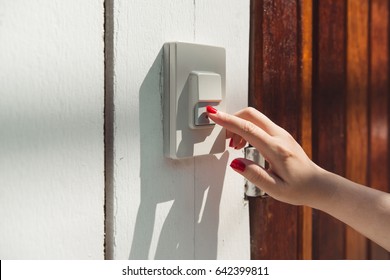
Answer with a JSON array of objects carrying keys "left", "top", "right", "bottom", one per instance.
[
  {"left": 230, "top": 159, "right": 246, "bottom": 172},
  {"left": 206, "top": 106, "right": 217, "bottom": 114},
  {"left": 229, "top": 138, "right": 234, "bottom": 148}
]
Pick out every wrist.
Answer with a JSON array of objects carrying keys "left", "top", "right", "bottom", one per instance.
[{"left": 304, "top": 166, "right": 338, "bottom": 211}]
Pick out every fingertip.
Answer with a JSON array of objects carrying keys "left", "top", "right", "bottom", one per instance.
[
  {"left": 206, "top": 105, "right": 217, "bottom": 114},
  {"left": 230, "top": 158, "right": 246, "bottom": 172}
]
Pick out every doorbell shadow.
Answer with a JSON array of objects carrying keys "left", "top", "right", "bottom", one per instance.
[{"left": 130, "top": 46, "right": 228, "bottom": 260}]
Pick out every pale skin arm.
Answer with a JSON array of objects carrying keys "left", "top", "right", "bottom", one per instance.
[{"left": 206, "top": 106, "right": 390, "bottom": 252}]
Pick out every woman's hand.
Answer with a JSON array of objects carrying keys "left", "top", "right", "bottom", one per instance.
[
  {"left": 207, "top": 106, "right": 390, "bottom": 251},
  {"left": 206, "top": 106, "right": 327, "bottom": 206}
]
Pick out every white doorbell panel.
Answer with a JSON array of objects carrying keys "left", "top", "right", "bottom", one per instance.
[{"left": 163, "top": 42, "right": 226, "bottom": 159}]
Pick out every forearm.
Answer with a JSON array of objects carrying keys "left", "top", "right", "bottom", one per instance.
[
  {"left": 206, "top": 107, "right": 390, "bottom": 251},
  {"left": 309, "top": 168, "right": 390, "bottom": 251}
]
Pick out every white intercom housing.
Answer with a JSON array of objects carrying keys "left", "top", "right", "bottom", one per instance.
[{"left": 163, "top": 42, "right": 226, "bottom": 159}]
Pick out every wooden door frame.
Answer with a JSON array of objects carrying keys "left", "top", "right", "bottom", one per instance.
[
  {"left": 249, "top": 0, "right": 390, "bottom": 260},
  {"left": 249, "top": 0, "right": 311, "bottom": 259}
]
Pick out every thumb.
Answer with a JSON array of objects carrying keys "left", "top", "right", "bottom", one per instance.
[{"left": 230, "top": 158, "right": 280, "bottom": 195}]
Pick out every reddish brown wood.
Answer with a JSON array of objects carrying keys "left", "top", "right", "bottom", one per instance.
[
  {"left": 249, "top": 0, "right": 300, "bottom": 259},
  {"left": 345, "top": 0, "right": 369, "bottom": 260},
  {"left": 249, "top": 0, "right": 263, "bottom": 112},
  {"left": 248, "top": 198, "right": 299, "bottom": 259},
  {"left": 249, "top": 0, "right": 390, "bottom": 260},
  {"left": 298, "top": 0, "right": 313, "bottom": 260},
  {"left": 312, "top": 0, "right": 347, "bottom": 259},
  {"left": 369, "top": 0, "right": 390, "bottom": 259}
]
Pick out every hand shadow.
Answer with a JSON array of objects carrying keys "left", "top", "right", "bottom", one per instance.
[{"left": 129, "top": 46, "right": 228, "bottom": 259}]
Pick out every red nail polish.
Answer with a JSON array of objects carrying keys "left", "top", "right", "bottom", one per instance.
[
  {"left": 229, "top": 138, "right": 234, "bottom": 148},
  {"left": 230, "top": 159, "right": 246, "bottom": 172},
  {"left": 206, "top": 106, "right": 217, "bottom": 114}
]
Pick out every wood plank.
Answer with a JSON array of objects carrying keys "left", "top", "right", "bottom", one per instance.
[
  {"left": 249, "top": 0, "right": 263, "bottom": 111},
  {"left": 248, "top": 0, "right": 264, "bottom": 259},
  {"left": 249, "top": 198, "right": 299, "bottom": 259},
  {"left": 312, "top": 0, "right": 347, "bottom": 259},
  {"left": 249, "top": 0, "right": 300, "bottom": 259},
  {"left": 368, "top": 0, "right": 390, "bottom": 260},
  {"left": 345, "top": 0, "right": 369, "bottom": 260},
  {"left": 298, "top": 0, "right": 313, "bottom": 260}
]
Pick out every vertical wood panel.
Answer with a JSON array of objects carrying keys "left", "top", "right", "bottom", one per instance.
[
  {"left": 248, "top": 0, "right": 265, "bottom": 259},
  {"left": 249, "top": 0, "right": 300, "bottom": 259},
  {"left": 312, "top": 0, "right": 347, "bottom": 259},
  {"left": 298, "top": 0, "right": 313, "bottom": 260},
  {"left": 345, "top": 0, "right": 369, "bottom": 259},
  {"left": 249, "top": 0, "right": 263, "bottom": 111},
  {"left": 369, "top": 0, "right": 390, "bottom": 259},
  {"left": 251, "top": 0, "right": 390, "bottom": 260}
]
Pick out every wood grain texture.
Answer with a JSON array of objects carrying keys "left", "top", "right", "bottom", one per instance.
[
  {"left": 345, "top": 0, "right": 369, "bottom": 260},
  {"left": 312, "top": 0, "right": 347, "bottom": 259},
  {"left": 249, "top": 0, "right": 300, "bottom": 259},
  {"left": 369, "top": 0, "right": 390, "bottom": 259},
  {"left": 249, "top": 0, "right": 263, "bottom": 111},
  {"left": 250, "top": 0, "right": 390, "bottom": 259},
  {"left": 298, "top": 0, "right": 313, "bottom": 260}
]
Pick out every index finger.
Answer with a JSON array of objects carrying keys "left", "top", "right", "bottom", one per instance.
[
  {"left": 226, "top": 107, "right": 284, "bottom": 140},
  {"left": 233, "top": 107, "right": 283, "bottom": 136},
  {"left": 207, "top": 106, "right": 277, "bottom": 161}
]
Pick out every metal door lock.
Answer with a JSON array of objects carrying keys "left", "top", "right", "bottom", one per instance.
[{"left": 244, "top": 146, "right": 268, "bottom": 198}]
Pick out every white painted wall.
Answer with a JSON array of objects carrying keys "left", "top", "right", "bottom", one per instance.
[
  {"left": 0, "top": 1, "right": 105, "bottom": 259},
  {"left": 0, "top": 0, "right": 249, "bottom": 260},
  {"left": 107, "top": 0, "right": 250, "bottom": 259}
]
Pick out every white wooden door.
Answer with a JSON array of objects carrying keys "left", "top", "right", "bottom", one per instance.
[
  {"left": 0, "top": 1, "right": 105, "bottom": 259},
  {"left": 106, "top": 0, "right": 250, "bottom": 259},
  {"left": 0, "top": 0, "right": 249, "bottom": 260}
]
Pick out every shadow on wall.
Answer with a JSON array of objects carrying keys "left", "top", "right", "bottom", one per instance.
[{"left": 130, "top": 47, "right": 228, "bottom": 259}]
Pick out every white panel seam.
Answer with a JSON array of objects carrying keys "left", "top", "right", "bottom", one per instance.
[
  {"left": 103, "top": 0, "right": 115, "bottom": 260},
  {"left": 193, "top": 0, "right": 196, "bottom": 41}
]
